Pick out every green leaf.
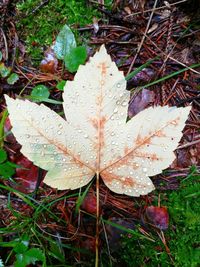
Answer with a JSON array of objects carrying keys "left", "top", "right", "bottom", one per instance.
[
  {"left": 54, "top": 24, "right": 76, "bottom": 60},
  {"left": 0, "top": 51, "right": 2, "bottom": 61},
  {"left": 0, "top": 149, "right": 7, "bottom": 163},
  {"left": 31, "top": 85, "right": 50, "bottom": 99},
  {"left": 64, "top": 46, "right": 87, "bottom": 73},
  {"left": 27, "top": 96, "right": 62, "bottom": 104},
  {"left": 7, "top": 73, "right": 19, "bottom": 85},
  {"left": 56, "top": 80, "right": 66, "bottom": 91},
  {"left": 0, "top": 162, "right": 15, "bottom": 178},
  {"left": 0, "top": 63, "right": 11, "bottom": 78},
  {"left": 14, "top": 248, "right": 45, "bottom": 267},
  {"left": 14, "top": 240, "right": 29, "bottom": 254}
]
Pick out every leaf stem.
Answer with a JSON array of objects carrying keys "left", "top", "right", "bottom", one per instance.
[{"left": 95, "top": 172, "right": 100, "bottom": 267}]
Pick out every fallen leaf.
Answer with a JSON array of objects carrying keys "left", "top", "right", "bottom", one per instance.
[
  {"left": 40, "top": 47, "right": 58, "bottom": 74},
  {"left": 128, "top": 88, "right": 155, "bottom": 117},
  {"left": 81, "top": 192, "right": 97, "bottom": 214},
  {"left": 14, "top": 155, "right": 40, "bottom": 193},
  {"left": 5, "top": 45, "right": 191, "bottom": 196},
  {"left": 145, "top": 206, "right": 169, "bottom": 230}
]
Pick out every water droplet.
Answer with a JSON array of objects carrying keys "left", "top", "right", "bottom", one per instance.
[
  {"left": 86, "top": 160, "right": 89, "bottom": 164},
  {"left": 130, "top": 171, "right": 133, "bottom": 175},
  {"left": 116, "top": 100, "right": 120, "bottom": 105},
  {"left": 108, "top": 94, "right": 112, "bottom": 98},
  {"left": 113, "top": 107, "right": 118, "bottom": 113},
  {"left": 122, "top": 177, "right": 125, "bottom": 181},
  {"left": 26, "top": 134, "right": 30, "bottom": 138},
  {"left": 63, "top": 158, "right": 66, "bottom": 162},
  {"left": 64, "top": 168, "right": 67, "bottom": 172},
  {"left": 111, "top": 115, "right": 115, "bottom": 120},
  {"left": 111, "top": 141, "right": 115, "bottom": 145},
  {"left": 36, "top": 139, "right": 39, "bottom": 143},
  {"left": 111, "top": 132, "right": 115, "bottom": 136},
  {"left": 42, "top": 116, "right": 45, "bottom": 121},
  {"left": 78, "top": 129, "right": 82, "bottom": 133},
  {"left": 17, "top": 103, "right": 20, "bottom": 108},
  {"left": 43, "top": 144, "right": 47, "bottom": 148},
  {"left": 58, "top": 124, "right": 63, "bottom": 129},
  {"left": 84, "top": 134, "right": 89, "bottom": 138},
  {"left": 57, "top": 131, "right": 61, "bottom": 135},
  {"left": 143, "top": 168, "right": 147, "bottom": 173},
  {"left": 117, "top": 83, "right": 121, "bottom": 88},
  {"left": 121, "top": 101, "right": 128, "bottom": 107}
]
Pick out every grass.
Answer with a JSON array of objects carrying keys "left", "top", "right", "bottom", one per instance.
[
  {"left": 118, "top": 166, "right": 200, "bottom": 267},
  {"left": 1, "top": 167, "right": 199, "bottom": 266}
]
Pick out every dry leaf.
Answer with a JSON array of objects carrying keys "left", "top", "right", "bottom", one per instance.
[{"left": 5, "top": 45, "right": 191, "bottom": 196}]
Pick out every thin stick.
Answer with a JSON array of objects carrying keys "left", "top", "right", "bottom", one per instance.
[
  {"left": 95, "top": 172, "right": 100, "bottom": 267},
  {"left": 127, "top": 0, "right": 158, "bottom": 75}
]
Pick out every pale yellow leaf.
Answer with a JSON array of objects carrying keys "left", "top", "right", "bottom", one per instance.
[{"left": 5, "top": 45, "right": 191, "bottom": 196}]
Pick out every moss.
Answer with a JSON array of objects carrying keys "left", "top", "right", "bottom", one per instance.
[{"left": 16, "top": 0, "right": 100, "bottom": 63}]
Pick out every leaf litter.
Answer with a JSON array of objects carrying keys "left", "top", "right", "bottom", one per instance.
[{"left": 0, "top": 1, "right": 200, "bottom": 266}]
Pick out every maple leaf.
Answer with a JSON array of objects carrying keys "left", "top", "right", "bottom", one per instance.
[{"left": 5, "top": 45, "right": 191, "bottom": 197}]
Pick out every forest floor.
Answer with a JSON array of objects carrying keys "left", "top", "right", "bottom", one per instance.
[{"left": 0, "top": 0, "right": 200, "bottom": 266}]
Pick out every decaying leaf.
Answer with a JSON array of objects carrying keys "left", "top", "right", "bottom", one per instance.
[{"left": 5, "top": 45, "right": 191, "bottom": 196}]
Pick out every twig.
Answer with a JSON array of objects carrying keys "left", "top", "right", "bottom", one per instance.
[
  {"left": 124, "top": 0, "right": 188, "bottom": 18},
  {"left": 145, "top": 34, "right": 200, "bottom": 75},
  {"left": 127, "top": 0, "right": 159, "bottom": 75}
]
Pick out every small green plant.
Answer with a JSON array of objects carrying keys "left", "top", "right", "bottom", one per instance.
[
  {"left": 119, "top": 167, "right": 200, "bottom": 267},
  {"left": 0, "top": 235, "right": 46, "bottom": 267},
  {"left": 0, "top": 52, "right": 19, "bottom": 84},
  {"left": 16, "top": 0, "right": 99, "bottom": 61},
  {"left": 0, "top": 148, "right": 16, "bottom": 179}
]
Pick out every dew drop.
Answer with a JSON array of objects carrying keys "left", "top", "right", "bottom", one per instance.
[
  {"left": 111, "top": 115, "right": 115, "bottom": 120},
  {"left": 58, "top": 124, "right": 63, "bottom": 129},
  {"left": 117, "top": 83, "right": 121, "bottom": 88},
  {"left": 111, "top": 132, "right": 115, "bottom": 136},
  {"left": 143, "top": 168, "right": 147, "bottom": 173},
  {"left": 17, "top": 103, "right": 21, "bottom": 108},
  {"left": 111, "top": 141, "right": 115, "bottom": 145},
  {"left": 57, "top": 131, "right": 62, "bottom": 135},
  {"left": 130, "top": 171, "right": 133, "bottom": 175},
  {"left": 43, "top": 144, "right": 47, "bottom": 148},
  {"left": 113, "top": 107, "right": 118, "bottom": 113},
  {"left": 116, "top": 100, "right": 120, "bottom": 105},
  {"left": 121, "top": 101, "right": 128, "bottom": 107},
  {"left": 84, "top": 134, "right": 89, "bottom": 138},
  {"left": 64, "top": 168, "right": 67, "bottom": 172},
  {"left": 63, "top": 158, "right": 66, "bottom": 162},
  {"left": 26, "top": 134, "right": 30, "bottom": 139}
]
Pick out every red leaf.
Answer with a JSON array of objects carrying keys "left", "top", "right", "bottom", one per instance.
[
  {"left": 81, "top": 193, "right": 97, "bottom": 214},
  {"left": 13, "top": 155, "right": 41, "bottom": 193},
  {"left": 145, "top": 206, "right": 169, "bottom": 230}
]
